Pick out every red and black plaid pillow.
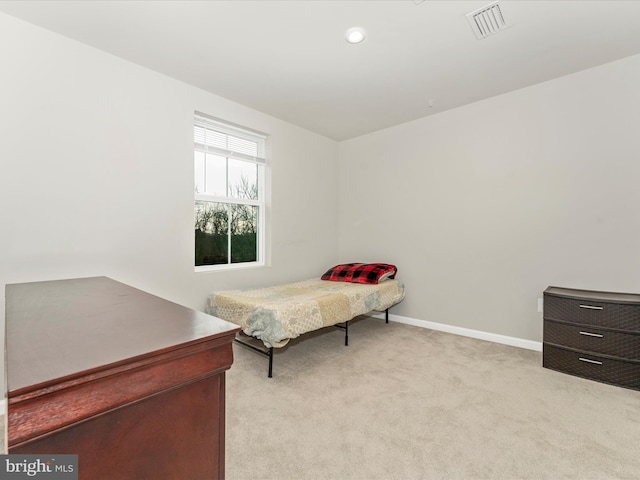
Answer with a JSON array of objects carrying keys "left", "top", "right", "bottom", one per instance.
[{"left": 321, "top": 263, "right": 397, "bottom": 285}]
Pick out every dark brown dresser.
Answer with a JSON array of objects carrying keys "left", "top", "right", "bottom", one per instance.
[
  {"left": 5, "top": 276, "right": 240, "bottom": 479},
  {"left": 543, "top": 286, "right": 640, "bottom": 390}
]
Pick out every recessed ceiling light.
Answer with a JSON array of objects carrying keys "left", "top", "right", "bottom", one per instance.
[{"left": 345, "top": 27, "right": 366, "bottom": 44}]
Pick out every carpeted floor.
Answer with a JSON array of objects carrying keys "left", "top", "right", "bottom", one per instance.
[{"left": 225, "top": 316, "right": 640, "bottom": 480}]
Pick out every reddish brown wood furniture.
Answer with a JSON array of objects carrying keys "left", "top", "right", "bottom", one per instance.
[{"left": 5, "top": 276, "right": 239, "bottom": 479}]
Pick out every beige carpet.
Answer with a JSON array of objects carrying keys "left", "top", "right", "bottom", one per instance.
[{"left": 225, "top": 317, "right": 640, "bottom": 480}]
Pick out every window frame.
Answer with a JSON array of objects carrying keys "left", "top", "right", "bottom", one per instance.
[{"left": 194, "top": 112, "right": 267, "bottom": 272}]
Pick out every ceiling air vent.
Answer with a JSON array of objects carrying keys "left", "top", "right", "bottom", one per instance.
[{"left": 466, "top": 1, "right": 510, "bottom": 40}]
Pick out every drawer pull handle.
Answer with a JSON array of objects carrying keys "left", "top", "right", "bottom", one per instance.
[
  {"left": 579, "top": 357, "right": 603, "bottom": 365},
  {"left": 579, "top": 331, "right": 603, "bottom": 338},
  {"left": 579, "top": 304, "right": 603, "bottom": 310}
]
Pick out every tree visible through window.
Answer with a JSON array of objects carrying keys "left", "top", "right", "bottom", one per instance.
[{"left": 194, "top": 113, "right": 266, "bottom": 269}]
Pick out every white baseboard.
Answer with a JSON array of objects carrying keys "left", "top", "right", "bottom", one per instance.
[{"left": 371, "top": 312, "right": 543, "bottom": 352}]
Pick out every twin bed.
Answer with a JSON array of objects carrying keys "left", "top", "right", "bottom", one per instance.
[{"left": 206, "top": 263, "right": 405, "bottom": 377}]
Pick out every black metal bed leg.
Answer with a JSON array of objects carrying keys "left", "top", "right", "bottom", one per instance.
[
  {"left": 385, "top": 308, "right": 389, "bottom": 324},
  {"left": 234, "top": 336, "right": 275, "bottom": 378},
  {"left": 345, "top": 320, "right": 349, "bottom": 346}
]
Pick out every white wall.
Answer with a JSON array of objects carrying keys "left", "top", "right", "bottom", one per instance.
[
  {"left": 338, "top": 53, "right": 640, "bottom": 342},
  {"left": 4, "top": 10, "right": 640, "bottom": 398},
  {"left": 0, "top": 14, "right": 339, "bottom": 390}
]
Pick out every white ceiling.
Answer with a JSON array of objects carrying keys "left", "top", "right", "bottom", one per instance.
[{"left": 2, "top": 0, "right": 640, "bottom": 141}]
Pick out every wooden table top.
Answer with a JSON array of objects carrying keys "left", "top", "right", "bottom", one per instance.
[{"left": 6, "top": 276, "right": 239, "bottom": 394}]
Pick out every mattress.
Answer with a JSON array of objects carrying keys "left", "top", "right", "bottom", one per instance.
[{"left": 206, "top": 278, "right": 405, "bottom": 348}]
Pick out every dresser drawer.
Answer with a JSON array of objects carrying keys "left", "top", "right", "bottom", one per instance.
[
  {"left": 543, "top": 320, "right": 640, "bottom": 359},
  {"left": 543, "top": 344, "right": 640, "bottom": 390},
  {"left": 544, "top": 294, "right": 640, "bottom": 333}
]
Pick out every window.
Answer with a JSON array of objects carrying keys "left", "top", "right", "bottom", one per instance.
[{"left": 194, "top": 113, "right": 266, "bottom": 270}]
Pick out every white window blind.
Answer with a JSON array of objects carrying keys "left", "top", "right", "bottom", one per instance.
[{"left": 194, "top": 113, "right": 266, "bottom": 165}]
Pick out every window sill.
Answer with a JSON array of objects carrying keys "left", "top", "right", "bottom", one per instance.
[{"left": 195, "top": 261, "right": 266, "bottom": 273}]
